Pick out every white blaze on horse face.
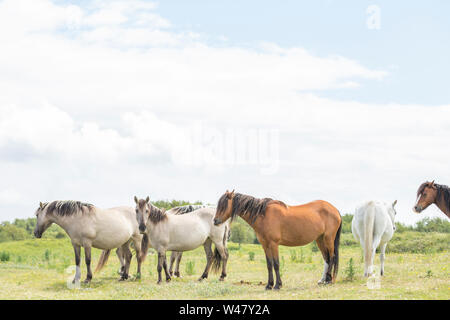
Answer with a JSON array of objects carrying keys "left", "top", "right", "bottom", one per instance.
[{"left": 413, "top": 194, "right": 422, "bottom": 213}]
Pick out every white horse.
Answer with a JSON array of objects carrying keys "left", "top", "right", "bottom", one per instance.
[
  {"left": 352, "top": 200, "right": 397, "bottom": 276},
  {"left": 134, "top": 196, "right": 230, "bottom": 284},
  {"left": 33, "top": 200, "right": 146, "bottom": 283},
  {"left": 107, "top": 204, "right": 210, "bottom": 279},
  {"left": 166, "top": 204, "right": 212, "bottom": 277}
]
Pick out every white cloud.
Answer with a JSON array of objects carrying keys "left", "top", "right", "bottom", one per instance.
[{"left": 0, "top": 0, "right": 448, "bottom": 226}]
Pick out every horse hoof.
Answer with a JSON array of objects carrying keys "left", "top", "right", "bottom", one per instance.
[
  {"left": 175, "top": 272, "right": 180, "bottom": 278},
  {"left": 83, "top": 279, "right": 91, "bottom": 284},
  {"left": 166, "top": 278, "right": 171, "bottom": 283},
  {"left": 265, "top": 285, "right": 273, "bottom": 290},
  {"left": 273, "top": 285, "right": 281, "bottom": 290},
  {"left": 219, "top": 277, "right": 225, "bottom": 282}
]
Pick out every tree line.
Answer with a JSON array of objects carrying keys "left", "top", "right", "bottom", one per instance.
[{"left": 1, "top": 201, "right": 449, "bottom": 244}]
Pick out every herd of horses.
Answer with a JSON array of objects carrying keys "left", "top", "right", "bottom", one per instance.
[{"left": 32, "top": 180, "right": 449, "bottom": 290}]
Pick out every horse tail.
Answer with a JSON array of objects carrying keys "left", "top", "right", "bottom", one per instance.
[
  {"left": 140, "top": 233, "right": 149, "bottom": 263},
  {"left": 332, "top": 217, "right": 342, "bottom": 282},
  {"left": 95, "top": 249, "right": 111, "bottom": 273},
  {"left": 211, "top": 248, "right": 222, "bottom": 273},
  {"left": 364, "top": 201, "right": 375, "bottom": 275},
  {"left": 212, "top": 224, "right": 229, "bottom": 273}
]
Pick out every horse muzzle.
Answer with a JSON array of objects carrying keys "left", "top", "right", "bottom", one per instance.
[
  {"left": 139, "top": 225, "right": 147, "bottom": 234},
  {"left": 34, "top": 230, "right": 42, "bottom": 238},
  {"left": 213, "top": 218, "right": 222, "bottom": 226},
  {"left": 413, "top": 205, "right": 422, "bottom": 214}
]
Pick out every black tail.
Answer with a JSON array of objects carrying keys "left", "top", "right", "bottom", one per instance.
[
  {"left": 211, "top": 248, "right": 222, "bottom": 273},
  {"left": 332, "top": 219, "right": 342, "bottom": 282}
]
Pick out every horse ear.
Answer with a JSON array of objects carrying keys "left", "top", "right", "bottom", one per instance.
[
  {"left": 39, "top": 202, "right": 44, "bottom": 209},
  {"left": 231, "top": 189, "right": 235, "bottom": 194},
  {"left": 145, "top": 196, "right": 150, "bottom": 203},
  {"left": 393, "top": 200, "right": 397, "bottom": 207},
  {"left": 134, "top": 196, "right": 138, "bottom": 204},
  {"left": 430, "top": 180, "right": 435, "bottom": 187}
]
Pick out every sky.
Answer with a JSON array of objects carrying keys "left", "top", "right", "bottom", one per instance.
[{"left": 0, "top": 0, "right": 449, "bottom": 225}]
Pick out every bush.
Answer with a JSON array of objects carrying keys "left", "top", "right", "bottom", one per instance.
[
  {"left": 185, "top": 260, "right": 195, "bottom": 276},
  {"left": 415, "top": 217, "right": 450, "bottom": 233},
  {"left": 248, "top": 252, "right": 255, "bottom": 261},
  {"left": 387, "top": 232, "right": 450, "bottom": 253},
  {"left": 341, "top": 214, "right": 353, "bottom": 233},
  {"left": 0, "top": 251, "right": 10, "bottom": 262},
  {"left": 344, "top": 258, "right": 356, "bottom": 281}
]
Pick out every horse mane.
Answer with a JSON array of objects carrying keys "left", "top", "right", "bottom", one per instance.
[
  {"left": 436, "top": 184, "right": 450, "bottom": 212},
  {"left": 45, "top": 200, "right": 94, "bottom": 217},
  {"left": 217, "top": 192, "right": 286, "bottom": 224},
  {"left": 169, "top": 204, "right": 209, "bottom": 215},
  {"left": 148, "top": 202, "right": 167, "bottom": 223},
  {"left": 417, "top": 182, "right": 450, "bottom": 212}
]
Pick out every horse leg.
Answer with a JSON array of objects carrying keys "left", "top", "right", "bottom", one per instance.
[
  {"left": 116, "top": 248, "right": 125, "bottom": 275},
  {"left": 119, "top": 243, "right": 132, "bottom": 281},
  {"left": 262, "top": 243, "right": 274, "bottom": 290},
  {"left": 132, "top": 236, "right": 142, "bottom": 279},
  {"left": 199, "top": 239, "right": 214, "bottom": 281},
  {"left": 270, "top": 244, "right": 282, "bottom": 290},
  {"left": 218, "top": 226, "right": 230, "bottom": 281},
  {"left": 322, "top": 234, "right": 336, "bottom": 284},
  {"left": 175, "top": 252, "right": 183, "bottom": 277},
  {"left": 369, "top": 236, "right": 382, "bottom": 276},
  {"left": 316, "top": 237, "right": 332, "bottom": 284},
  {"left": 215, "top": 241, "right": 229, "bottom": 281},
  {"left": 380, "top": 242, "right": 387, "bottom": 276},
  {"left": 84, "top": 246, "right": 92, "bottom": 284},
  {"left": 72, "top": 244, "right": 81, "bottom": 284},
  {"left": 169, "top": 252, "right": 177, "bottom": 277},
  {"left": 162, "top": 251, "right": 171, "bottom": 282},
  {"left": 157, "top": 251, "right": 163, "bottom": 284}
]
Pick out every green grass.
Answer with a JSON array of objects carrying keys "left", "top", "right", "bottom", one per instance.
[{"left": 0, "top": 238, "right": 448, "bottom": 299}]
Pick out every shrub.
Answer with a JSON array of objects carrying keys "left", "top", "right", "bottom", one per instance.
[
  {"left": 44, "top": 249, "right": 51, "bottom": 261},
  {"left": 248, "top": 251, "right": 255, "bottom": 261},
  {"left": 387, "top": 232, "right": 450, "bottom": 253},
  {"left": 185, "top": 261, "right": 195, "bottom": 276},
  {"left": 0, "top": 251, "right": 10, "bottom": 262},
  {"left": 344, "top": 258, "right": 356, "bottom": 281}
]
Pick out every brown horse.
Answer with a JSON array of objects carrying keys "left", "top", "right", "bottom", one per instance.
[
  {"left": 213, "top": 190, "right": 342, "bottom": 290},
  {"left": 414, "top": 180, "right": 450, "bottom": 218}
]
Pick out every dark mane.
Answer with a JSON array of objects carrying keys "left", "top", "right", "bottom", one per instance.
[
  {"left": 169, "top": 205, "right": 209, "bottom": 215},
  {"left": 436, "top": 184, "right": 450, "bottom": 212},
  {"left": 148, "top": 203, "right": 167, "bottom": 223},
  {"left": 217, "top": 192, "right": 286, "bottom": 224},
  {"left": 45, "top": 200, "right": 94, "bottom": 217}
]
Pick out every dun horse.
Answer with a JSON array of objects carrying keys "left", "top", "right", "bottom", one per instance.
[
  {"left": 214, "top": 190, "right": 342, "bottom": 290},
  {"left": 167, "top": 204, "right": 212, "bottom": 277},
  {"left": 33, "top": 200, "right": 147, "bottom": 283},
  {"left": 134, "top": 197, "right": 230, "bottom": 284},
  {"left": 352, "top": 200, "right": 397, "bottom": 276},
  {"left": 414, "top": 180, "right": 450, "bottom": 218},
  {"left": 110, "top": 205, "right": 207, "bottom": 279}
]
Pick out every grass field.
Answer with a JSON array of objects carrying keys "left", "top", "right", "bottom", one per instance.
[{"left": 0, "top": 236, "right": 448, "bottom": 300}]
